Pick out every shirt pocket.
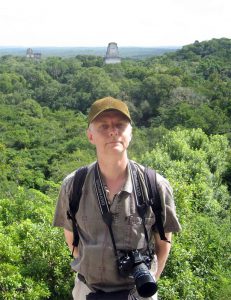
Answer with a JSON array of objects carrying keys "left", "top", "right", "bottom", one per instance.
[{"left": 112, "top": 214, "right": 155, "bottom": 250}]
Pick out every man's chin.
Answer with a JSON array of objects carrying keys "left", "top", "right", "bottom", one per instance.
[{"left": 107, "top": 145, "right": 125, "bottom": 153}]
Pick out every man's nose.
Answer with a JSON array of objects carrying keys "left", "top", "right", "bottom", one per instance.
[{"left": 109, "top": 125, "right": 118, "bottom": 136}]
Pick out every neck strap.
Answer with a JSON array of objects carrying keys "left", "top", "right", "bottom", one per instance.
[{"left": 94, "top": 163, "right": 118, "bottom": 259}]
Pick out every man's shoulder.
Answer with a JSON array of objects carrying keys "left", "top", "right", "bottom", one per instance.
[
  {"left": 132, "top": 160, "right": 171, "bottom": 188},
  {"left": 62, "top": 162, "right": 96, "bottom": 188}
]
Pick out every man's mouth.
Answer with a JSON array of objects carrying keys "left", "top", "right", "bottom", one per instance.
[{"left": 108, "top": 141, "right": 121, "bottom": 145}]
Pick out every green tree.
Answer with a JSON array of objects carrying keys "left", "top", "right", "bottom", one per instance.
[
  {"left": 140, "top": 128, "right": 231, "bottom": 299},
  {"left": 0, "top": 187, "right": 73, "bottom": 299}
]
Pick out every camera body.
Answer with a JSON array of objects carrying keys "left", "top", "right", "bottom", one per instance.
[{"left": 117, "top": 250, "right": 157, "bottom": 298}]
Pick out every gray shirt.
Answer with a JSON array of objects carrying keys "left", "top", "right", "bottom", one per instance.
[{"left": 53, "top": 161, "right": 181, "bottom": 292}]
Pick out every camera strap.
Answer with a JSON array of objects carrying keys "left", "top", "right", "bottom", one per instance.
[
  {"left": 94, "top": 163, "right": 119, "bottom": 259},
  {"left": 129, "top": 161, "right": 148, "bottom": 219},
  {"left": 94, "top": 161, "right": 152, "bottom": 260}
]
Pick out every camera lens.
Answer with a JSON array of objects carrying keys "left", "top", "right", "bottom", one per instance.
[{"left": 132, "top": 263, "right": 157, "bottom": 297}]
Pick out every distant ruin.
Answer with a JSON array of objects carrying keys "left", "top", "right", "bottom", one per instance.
[
  {"left": 104, "top": 42, "right": 121, "bottom": 64},
  {"left": 26, "top": 48, "right": 42, "bottom": 60}
]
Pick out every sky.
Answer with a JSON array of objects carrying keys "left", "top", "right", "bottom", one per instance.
[{"left": 0, "top": 0, "right": 230, "bottom": 47}]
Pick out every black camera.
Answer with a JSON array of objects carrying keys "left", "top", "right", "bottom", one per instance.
[{"left": 117, "top": 250, "right": 157, "bottom": 298}]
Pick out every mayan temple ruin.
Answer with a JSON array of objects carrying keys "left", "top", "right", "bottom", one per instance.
[
  {"left": 104, "top": 42, "right": 121, "bottom": 64},
  {"left": 26, "top": 48, "right": 42, "bottom": 60}
]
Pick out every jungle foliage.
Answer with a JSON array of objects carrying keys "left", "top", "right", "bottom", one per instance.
[{"left": 0, "top": 38, "right": 230, "bottom": 299}]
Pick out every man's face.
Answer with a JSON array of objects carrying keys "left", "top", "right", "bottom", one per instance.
[{"left": 87, "top": 110, "right": 132, "bottom": 156}]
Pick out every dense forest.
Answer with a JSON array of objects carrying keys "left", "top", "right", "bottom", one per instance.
[{"left": 0, "top": 38, "right": 230, "bottom": 300}]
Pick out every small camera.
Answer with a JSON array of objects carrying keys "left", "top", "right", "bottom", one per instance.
[{"left": 117, "top": 250, "right": 157, "bottom": 298}]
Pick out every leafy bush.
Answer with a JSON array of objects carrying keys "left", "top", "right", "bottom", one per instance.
[{"left": 0, "top": 188, "right": 74, "bottom": 299}]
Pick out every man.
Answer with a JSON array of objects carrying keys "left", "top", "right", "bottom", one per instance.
[{"left": 53, "top": 96, "right": 181, "bottom": 300}]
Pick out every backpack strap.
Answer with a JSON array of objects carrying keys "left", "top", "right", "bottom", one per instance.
[
  {"left": 67, "top": 166, "right": 88, "bottom": 256},
  {"left": 144, "top": 167, "right": 170, "bottom": 243}
]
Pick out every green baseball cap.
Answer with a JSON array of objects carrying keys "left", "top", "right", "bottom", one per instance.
[{"left": 88, "top": 96, "right": 131, "bottom": 124}]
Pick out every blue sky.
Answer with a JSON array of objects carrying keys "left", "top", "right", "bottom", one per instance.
[{"left": 0, "top": 0, "right": 230, "bottom": 47}]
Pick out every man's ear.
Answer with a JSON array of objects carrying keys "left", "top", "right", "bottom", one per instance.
[{"left": 87, "top": 128, "right": 94, "bottom": 144}]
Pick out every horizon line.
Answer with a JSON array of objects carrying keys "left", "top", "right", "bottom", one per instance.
[{"left": 0, "top": 45, "right": 182, "bottom": 48}]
